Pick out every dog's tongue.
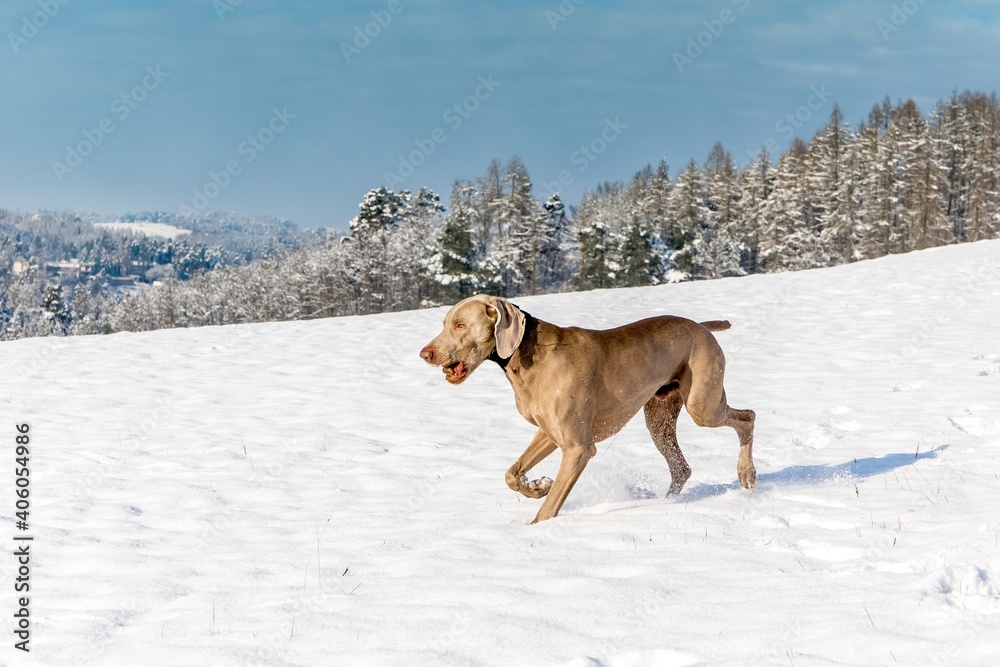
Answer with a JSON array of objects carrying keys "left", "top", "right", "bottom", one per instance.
[{"left": 453, "top": 361, "right": 466, "bottom": 377}]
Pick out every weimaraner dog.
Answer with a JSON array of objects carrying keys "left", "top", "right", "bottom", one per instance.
[{"left": 419, "top": 294, "right": 756, "bottom": 523}]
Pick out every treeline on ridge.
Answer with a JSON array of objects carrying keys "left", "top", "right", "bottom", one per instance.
[{"left": 3, "top": 90, "right": 999, "bottom": 339}]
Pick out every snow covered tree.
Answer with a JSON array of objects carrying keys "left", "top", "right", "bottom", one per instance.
[
  {"left": 933, "top": 94, "right": 968, "bottom": 241},
  {"left": 476, "top": 159, "right": 505, "bottom": 254},
  {"left": 68, "top": 280, "right": 110, "bottom": 335},
  {"left": 810, "top": 106, "right": 858, "bottom": 264},
  {"left": 574, "top": 186, "right": 623, "bottom": 290},
  {"left": 490, "top": 157, "right": 542, "bottom": 296},
  {"left": 617, "top": 214, "right": 662, "bottom": 286},
  {"left": 888, "top": 100, "right": 950, "bottom": 251},
  {"left": 398, "top": 187, "right": 447, "bottom": 308},
  {"left": 346, "top": 186, "right": 412, "bottom": 312},
  {"left": 0, "top": 283, "right": 13, "bottom": 340},
  {"left": 737, "top": 148, "right": 773, "bottom": 273},
  {"left": 536, "top": 194, "right": 574, "bottom": 292},
  {"left": 349, "top": 186, "right": 410, "bottom": 240},
  {"left": 42, "top": 283, "right": 71, "bottom": 334},
  {"left": 665, "top": 161, "right": 709, "bottom": 280},
  {"left": 858, "top": 99, "right": 905, "bottom": 258},
  {"left": 957, "top": 92, "right": 1000, "bottom": 242},
  {"left": 644, "top": 159, "right": 673, "bottom": 245},
  {"left": 344, "top": 185, "right": 444, "bottom": 313},
  {"left": 439, "top": 182, "right": 479, "bottom": 302},
  {"left": 699, "top": 143, "right": 745, "bottom": 278},
  {"left": 758, "top": 140, "right": 820, "bottom": 272},
  {"left": 455, "top": 156, "right": 552, "bottom": 297}
]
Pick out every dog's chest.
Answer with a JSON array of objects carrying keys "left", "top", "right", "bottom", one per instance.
[
  {"left": 501, "top": 367, "right": 532, "bottom": 424},
  {"left": 504, "top": 365, "right": 579, "bottom": 433}
]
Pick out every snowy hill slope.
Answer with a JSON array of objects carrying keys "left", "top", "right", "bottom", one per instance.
[
  {"left": 93, "top": 221, "right": 193, "bottom": 239},
  {"left": 3, "top": 240, "right": 1000, "bottom": 666}
]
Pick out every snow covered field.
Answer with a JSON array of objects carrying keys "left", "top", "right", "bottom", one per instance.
[
  {"left": 3, "top": 240, "right": 999, "bottom": 666},
  {"left": 93, "top": 221, "right": 193, "bottom": 239}
]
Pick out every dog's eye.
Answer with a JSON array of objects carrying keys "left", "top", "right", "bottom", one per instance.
[{"left": 454, "top": 323, "right": 467, "bottom": 330}]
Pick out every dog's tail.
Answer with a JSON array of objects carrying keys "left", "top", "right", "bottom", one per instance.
[{"left": 699, "top": 319, "right": 732, "bottom": 332}]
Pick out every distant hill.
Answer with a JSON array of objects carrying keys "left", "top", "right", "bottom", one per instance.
[
  {"left": 93, "top": 221, "right": 193, "bottom": 240},
  {"left": 91, "top": 209, "right": 321, "bottom": 258},
  {"left": 0, "top": 206, "right": 327, "bottom": 339}
]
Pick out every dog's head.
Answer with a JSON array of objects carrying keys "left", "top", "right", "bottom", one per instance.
[{"left": 419, "top": 295, "right": 526, "bottom": 384}]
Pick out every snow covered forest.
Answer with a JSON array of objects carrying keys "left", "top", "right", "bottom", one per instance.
[
  {"left": 0, "top": 210, "right": 318, "bottom": 340},
  {"left": 4, "top": 90, "right": 1000, "bottom": 338}
]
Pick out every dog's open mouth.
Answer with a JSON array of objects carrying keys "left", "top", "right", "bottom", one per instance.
[{"left": 443, "top": 360, "right": 468, "bottom": 383}]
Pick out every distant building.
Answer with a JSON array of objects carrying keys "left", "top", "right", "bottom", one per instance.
[
  {"left": 107, "top": 275, "right": 143, "bottom": 291},
  {"left": 44, "top": 259, "right": 95, "bottom": 278}
]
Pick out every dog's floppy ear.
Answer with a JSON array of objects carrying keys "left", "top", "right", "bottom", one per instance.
[{"left": 487, "top": 297, "right": 526, "bottom": 359}]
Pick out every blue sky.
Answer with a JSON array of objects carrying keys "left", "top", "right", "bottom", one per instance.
[{"left": 2, "top": 0, "right": 998, "bottom": 229}]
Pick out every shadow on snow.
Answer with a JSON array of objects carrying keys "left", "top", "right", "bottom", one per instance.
[{"left": 683, "top": 445, "right": 947, "bottom": 502}]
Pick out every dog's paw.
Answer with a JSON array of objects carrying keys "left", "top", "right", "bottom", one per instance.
[
  {"left": 738, "top": 464, "right": 757, "bottom": 490},
  {"left": 525, "top": 476, "right": 553, "bottom": 496}
]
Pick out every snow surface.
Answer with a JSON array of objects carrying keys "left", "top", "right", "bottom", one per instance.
[
  {"left": 93, "top": 221, "right": 193, "bottom": 239},
  {"left": 3, "top": 240, "right": 1000, "bottom": 666}
]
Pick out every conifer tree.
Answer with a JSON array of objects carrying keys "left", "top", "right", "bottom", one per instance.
[
  {"left": 759, "top": 140, "right": 820, "bottom": 271},
  {"left": 666, "top": 161, "right": 708, "bottom": 280},
  {"left": 617, "top": 214, "right": 661, "bottom": 286},
  {"left": 536, "top": 194, "right": 573, "bottom": 292},
  {"left": 810, "top": 106, "right": 858, "bottom": 264},
  {"left": 574, "top": 187, "right": 622, "bottom": 290},
  {"left": 889, "top": 100, "right": 950, "bottom": 251},
  {"left": 440, "top": 183, "right": 479, "bottom": 301},
  {"left": 699, "top": 143, "right": 745, "bottom": 278},
  {"left": 737, "top": 148, "right": 773, "bottom": 273}
]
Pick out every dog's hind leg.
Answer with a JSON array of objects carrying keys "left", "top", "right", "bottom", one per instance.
[
  {"left": 643, "top": 387, "right": 691, "bottom": 494},
  {"left": 729, "top": 407, "right": 757, "bottom": 489},
  {"left": 685, "top": 388, "right": 757, "bottom": 489},
  {"left": 682, "top": 349, "right": 758, "bottom": 490}
]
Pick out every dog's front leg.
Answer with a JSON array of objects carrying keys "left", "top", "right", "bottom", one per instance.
[
  {"left": 505, "top": 430, "right": 557, "bottom": 499},
  {"left": 530, "top": 442, "right": 596, "bottom": 523}
]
